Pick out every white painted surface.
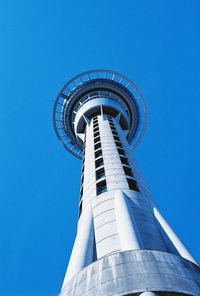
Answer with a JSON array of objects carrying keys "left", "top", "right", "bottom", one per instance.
[
  {"left": 62, "top": 205, "right": 94, "bottom": 284},
  {"left": 115, "top": 190, "right": 143, "bottom": 250},
  {"left": 153, "top": 206, "right": 197, "bottom": 264},
  {"left": 62, "top": 114, "right": 198, "bottom": 290}
]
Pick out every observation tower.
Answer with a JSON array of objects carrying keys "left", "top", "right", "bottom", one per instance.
[{"left": 53, "top": 70, "right": 200, "bottom": 296}]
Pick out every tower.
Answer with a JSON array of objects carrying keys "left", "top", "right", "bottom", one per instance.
[{"left": 53, "top": 70, "right": 200, "bottom": 296}]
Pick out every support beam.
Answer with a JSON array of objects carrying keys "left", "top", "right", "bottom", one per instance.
[
  {"left": 153, "top": 206, "right": 197, "bottom": 264},
  {"left": 115, "top": 190, "right": 143, "bottom": 250},
  {"left": 62, "top": 205, "right": 94, "bottom": 285}
]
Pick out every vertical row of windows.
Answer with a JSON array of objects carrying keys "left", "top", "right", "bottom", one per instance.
[
  {"left": 79, "top": 133, "right": 86, "bottom": 217},
  {"left": 107, "top": 115, "right": 140, "bottom": 193},
  {"left": 80, "top": 156, "right": 84, "bottom": 198},
  {"left": 93, "top": 117, "right": 107, "bottom": 195},
  {"left": 80, "top": 141, "right": 85, "bottom": 198}
]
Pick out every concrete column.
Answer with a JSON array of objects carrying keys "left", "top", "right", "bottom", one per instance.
[
  {"left": 115, "top": 190, "right": 143, "bottom": 250},
  {"left": 153, "top": 206, "right": 197, "bottom": 264},
  {"left": 62, "top": 205, "right": 94, "bottom": 285}
]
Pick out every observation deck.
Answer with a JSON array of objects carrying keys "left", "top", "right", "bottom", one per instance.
[{"left": 53, "top": 70, "right": 147, "bottom": 158}]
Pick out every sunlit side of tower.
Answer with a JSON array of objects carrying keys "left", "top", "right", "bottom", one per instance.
[{"left": 53, "top": 70, "right": 200, "bottom": 296}]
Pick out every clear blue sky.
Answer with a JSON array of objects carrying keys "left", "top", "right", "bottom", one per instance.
[{"left": 1, "top": 1, "right": 200, "bottom": 295}]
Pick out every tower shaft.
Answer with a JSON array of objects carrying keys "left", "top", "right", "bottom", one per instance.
[
  {"left": 53, "top": 70, "right": 200, "bottom": 296},
  {"left": 60, "top": 115, "right": 199, "bottom": 296}
]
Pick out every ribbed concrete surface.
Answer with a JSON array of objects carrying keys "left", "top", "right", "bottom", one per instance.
[{"left": 60, "top": 250, "right": 200, "bottom": 296}]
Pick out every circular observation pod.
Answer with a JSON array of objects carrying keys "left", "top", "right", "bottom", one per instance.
[{"left": 53, "top": 70, "right": 147, "bottom": 159}]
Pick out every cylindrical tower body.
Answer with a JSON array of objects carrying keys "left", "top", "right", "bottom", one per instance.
[{"left": 53, "top": 70, "right": 200, "bottom": 296}]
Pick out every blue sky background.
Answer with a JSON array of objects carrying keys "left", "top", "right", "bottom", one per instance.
[{"left": 0, "top": 1, "right": 200, "bottom": 295}]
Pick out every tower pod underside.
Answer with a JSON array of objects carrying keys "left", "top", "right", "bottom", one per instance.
[{"left": 53, "top": 70, "right": 147, "bottom": 158}]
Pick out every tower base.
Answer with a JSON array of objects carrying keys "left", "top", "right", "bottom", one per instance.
[{"left": 60, "top": 250, "right": 200, "bottom": 296}]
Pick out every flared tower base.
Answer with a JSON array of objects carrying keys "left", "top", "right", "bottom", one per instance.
[{"left": 60, "top": 249, "right": 200, "bottom": 296}]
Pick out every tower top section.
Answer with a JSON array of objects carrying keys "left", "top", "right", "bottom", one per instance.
[{"left": 53, "top": 69, "right": 147, "bottom": 158}]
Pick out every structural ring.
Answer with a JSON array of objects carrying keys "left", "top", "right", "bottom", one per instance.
[{"left": 53, "top": 70, "right": 147, "bottom": 159}]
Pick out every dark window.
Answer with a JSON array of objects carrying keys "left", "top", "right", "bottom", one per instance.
[
  {"left": 111, "top": 128, "right": 117, "bottom": 134},
  {"left": 95, "top": 157, "right": 104, "bottom": 168},
  {"left": 81, "top": 160, "right": 85, "bottom": 172},
  {"left": 80, "top": 186, "right": 83, "bottom": 198},
  {"left": 82, "top": 156, "right": 85, "bottom": 164},
  {"left": 96, "top": 167, "right": 105, "bottom": 180},
  {"left": 81, "top": 164, "right": 84, "bottom": 174},
  {"left": 120, "top": 156, "right": 129, "bottom": 165},
  {"left": 93, "top": 126, "right": 99, "bottom": 132},
  {"left": 95, "top": 149, "right": 102, "bottom": 158},
  {"left": 118, "top": 148, "right": 126, "bottom": 156},
  {"left": 81, "top": 174, "right": 84, "bottom": 184},
  {"left": 93, "top": 123, "right": 99, "bottom": 129},
  {"left": 94, "top": 142, "right": 101, "bottom": 150},
  {"left": 97, "top": 179, "right": 107, "bottom": 195},
  {"left": 112, "top": 131, "right": 118, "bottom": 137},
  {"left": 115, "top": 141, "right": 122, "bottom": 148},
  {"left": 114, "top": 135, "right": 120, "bottom": 142},
  {"left": 78, "top": 201, "right": 83, "bottom": 217},
  {"left": 110, "top": 126, "right": 116, "bottom": 131},
  {"left": 123, "top": 166, "right": 133, "bottom": 177},
  {"left": 94, "top": 136, "right": 100, "bottom": 143},
  {"left": 94, "top": 130, "right": 100, "bottom": 137},
  {"left": 127, "top": 178, "right": 140, "bottom": 192}
]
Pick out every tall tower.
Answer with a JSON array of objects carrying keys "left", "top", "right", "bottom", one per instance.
[{"left": 53, "top": 70, "right": 200, "bottom": 296}]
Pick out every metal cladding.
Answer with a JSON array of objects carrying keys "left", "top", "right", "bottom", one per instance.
[
  {"left": 53, "top": 70, "right": 147, "bottom": 158},
  {"left": 53, "top": 70, "right": 200, "bottom": 296}
]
